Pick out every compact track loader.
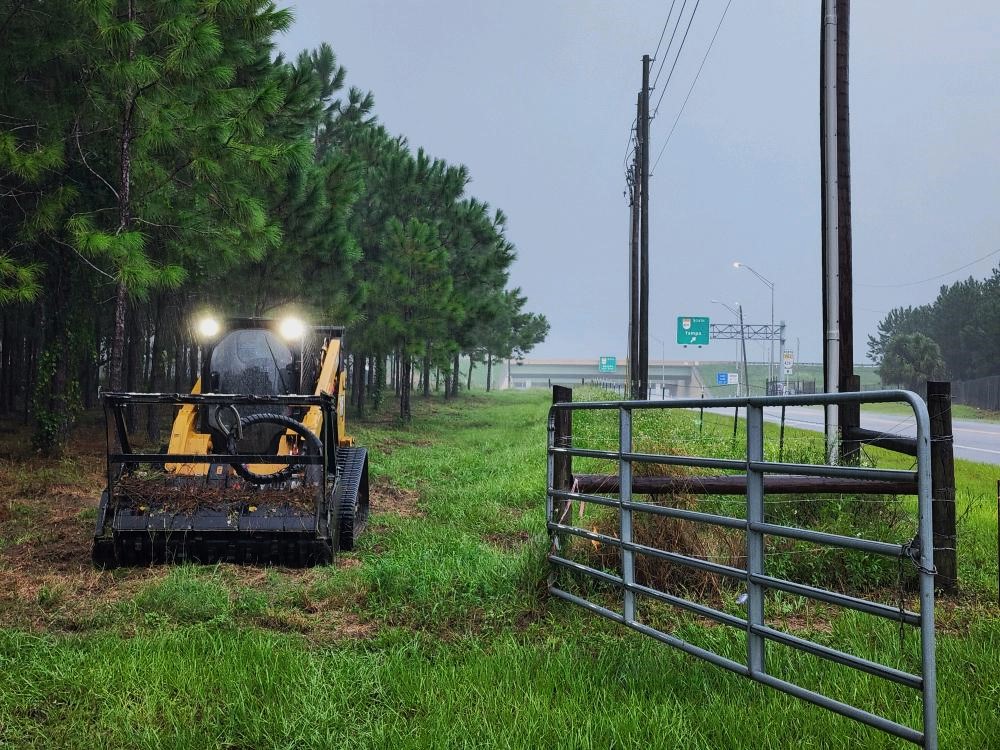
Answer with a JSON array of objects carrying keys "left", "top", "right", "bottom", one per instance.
[{"left": 92, "top": 317, "right": 369, "bottom": 567}]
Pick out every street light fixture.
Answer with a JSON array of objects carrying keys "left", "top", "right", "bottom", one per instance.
[
  {"left": 710, "top": 299, "right": 748, "bottom": 397},
  {"left": 733, "top": 261, "right": 776, "bottom": 390}
]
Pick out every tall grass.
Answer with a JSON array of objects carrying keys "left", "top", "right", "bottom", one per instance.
[{"left": 0, "top": 389, "right": 996, "bottom": 748}]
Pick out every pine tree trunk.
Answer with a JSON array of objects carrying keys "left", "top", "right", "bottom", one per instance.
[
  {"left": 81, "top": 311, "right": 100, "bottom": 409},
  {"left": 466, "top": 356, "right": 473, "bottom": 391},
  {"left": 110, "top": 3, "right": 137, "bottom": 394},
  {"left": 33, "top": 267, "right": 74, "bottom": 454},
  {"left": 24, "top": 325, "right": 38, "bottom": 424},
  {"left": 354, "top": 353, "right": 366, "bottom": 417},
  {"left": 394, "top": 351, "right": 401, "bottom": 396},
  {"left": 145, "top": 295, "right": 164, "bottom": 442},
  {"left": 400, "top": 352, "right": 411, "bottom": 421},
  {"left": 452, "top": 352, "right": 460, "bottom": 397},
  {"left": 173, "top": 320, "right": 184, "bottom": 392},
  {"left": 486, "top": 354, "right": 492, "bottom": 392},
  {"left": 0, "top": 313, "right": 9, "bottom": 413},
  {"left": 125, "top": 310, "right": 140, "bottom": 432},
  {"left": 109, "top": 283, "right": 128, "bottom": 391},
  {"left": 422, "top": 350, "right": 430, "bottom": 397}
]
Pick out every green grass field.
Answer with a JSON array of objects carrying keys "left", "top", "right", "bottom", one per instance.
[{"left": 0, "top": 390, "right": 996, "bottom": 748}]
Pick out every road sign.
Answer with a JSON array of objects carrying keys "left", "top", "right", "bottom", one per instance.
[
  {"left": 677, "top": 316, "right": 710, "bottom": 346},
  {"left": 598, "top": 356, "right": 617, "bottom": 373},
  {"left": 728, "top": 372, "right": 740, "bottom": 385},
  {"left": 782, "top": 350, "right": 794, "bottom": 375},
  {"left": 716, "top": 372, "right": 728, "bottom": 386}
]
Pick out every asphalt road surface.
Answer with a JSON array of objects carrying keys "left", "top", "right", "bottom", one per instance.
[{"left": 754, "top": 405, "right": 1000, "bottom": 466}]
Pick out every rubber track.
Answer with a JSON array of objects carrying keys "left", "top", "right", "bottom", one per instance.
[{"left": 333, "top": 446, "right": 369, "bottom": 552}]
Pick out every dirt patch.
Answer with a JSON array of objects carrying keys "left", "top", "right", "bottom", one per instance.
[
  {"left": 252, "top": 606, "right": 376, "bottom": 642},
  {"left": 369, "top": 476, "right": 423, "bottom": 518},
  {"left": 0, "top": 479, "right": 168, "bottom": 629},
  {"left": 2, "top": 488, "right": 101, "bottom": 574},
  {"left": 482, "top": 530, "right": 531, "bottom": 550}
]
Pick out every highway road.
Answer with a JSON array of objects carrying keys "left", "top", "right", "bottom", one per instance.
[{"left": 754, "top": 405, "right": 1000, "bottom": 466}]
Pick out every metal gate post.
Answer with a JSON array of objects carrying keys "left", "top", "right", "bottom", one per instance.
[
  {"left": 914, "top": 395, "right": 938, "bottom": 750},
  {"left": 746, "top": 403, "right": 766, "bottom": 676},
  {"left": 620, "top": 406, "right": 635, "bottom": 623}
]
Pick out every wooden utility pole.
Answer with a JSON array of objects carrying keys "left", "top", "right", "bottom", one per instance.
[
  {"left": 835, "top": 0, "right": 854, "bottom": 396},
  {"left": 638, "top": 53, "right": 651, "bottom": 401},
  {"left": 820, "top": 0, "right": 855, "bottom": 462}
]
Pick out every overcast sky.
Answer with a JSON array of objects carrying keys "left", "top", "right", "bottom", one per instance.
[{"left": 278, "top": 1, "right": 1000, "bottom": 365}]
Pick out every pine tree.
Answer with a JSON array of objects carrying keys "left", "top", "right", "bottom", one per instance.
[{"left": 69, "top": 0, "right": 294, "bottom": 389}]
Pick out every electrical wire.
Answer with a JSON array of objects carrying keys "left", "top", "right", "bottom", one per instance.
[
  {"left": 650, "top": 0, "right": 682, "bottom": 90},
  {"left": 856, "top": 247, "right": 1000, "bottom": 288},
  {"left": 650, "top": 0, "right": 691, "bottom": 96},
  {"left": 651, "top": 0, "right": 702, "bottom": 120},
  {"left": 651, "top": 0, "right": 680, "bottom": 63},
  {"left": 622, "top": 118, "right": 637, "bottom": 168},
  {"left": 651, "top": 0, "right": 732, "bottom": 174}
]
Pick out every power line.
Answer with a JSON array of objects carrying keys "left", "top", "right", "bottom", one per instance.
[
  {"left": 622, "top": 118, "right": 636, "bottom": 168},
  {"left": 651, "top": 0, "right": 702, "bottom": 121},
  {"left": 651, "top": 0, "right": 732, "bottom": 174},
  {"left": 856, "top": 248, "right": 1000, "bottom": 288},
  {"left": 651, "top": 0, "right": 680, "bottom": 62},
  {"left": 650, "top": 0, "right": 689, "bottom": 94},
  {"left": 650, "top": 0, "right": 681, "bottom": 90}
]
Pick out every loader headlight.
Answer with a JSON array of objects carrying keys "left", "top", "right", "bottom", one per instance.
[
  {"left": 279, "top": 316, "right": 305, "bottom": 341},
  {"left": 197, "top": 316, "right": 220, "bottom": 338}
]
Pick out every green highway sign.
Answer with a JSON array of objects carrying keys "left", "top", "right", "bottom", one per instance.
[
  {"left": 677, "top": 316, "right": 710, "bottom": 346},
  {"left": 598, "top": 356, "right": 617, "bottom": 372}
]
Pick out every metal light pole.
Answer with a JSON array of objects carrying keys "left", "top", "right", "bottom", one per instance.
[
  {"left": 733, "top": 261, "right": 775, "bottom": 392},
  {"left": 711, "top": 299, "right": 748, "bottom": 397}
]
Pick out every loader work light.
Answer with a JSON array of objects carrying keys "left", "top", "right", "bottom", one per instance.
[
  {"left": 279, "top": 316, "right": 305, "bottom": 341},
  {"left": 197, "top": 316, "right": 220, "bottom": 338}
]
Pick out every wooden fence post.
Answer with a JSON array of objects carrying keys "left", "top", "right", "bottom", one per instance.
[
  {"left": 552, "top": 386, "right": 573, "bottom": 547},
  {"left": 552, "top": 386, "right": 573, "bottom": 491},
  {"left": 840, "top": 373, "right": 861, "bottom": 465},
  {"left": 927, "top": 380, "right": 957, "bottom": 593}
]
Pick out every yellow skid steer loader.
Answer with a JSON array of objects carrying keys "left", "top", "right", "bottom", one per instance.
[{"left": 92, "top": 317, "right": 368, "bottom": 567}]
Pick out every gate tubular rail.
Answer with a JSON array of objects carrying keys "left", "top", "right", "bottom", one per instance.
[{"left": 546, "top": 389, "right": 936, "bottom": 749}]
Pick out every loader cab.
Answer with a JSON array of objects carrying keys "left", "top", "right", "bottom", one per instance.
[
  {"left": 205, "top": 327, "right": 298, "bottom": 396},
  {"left": 196, "top": 318, "right": 306, "bottom": 452},
  {"left": 197, "top": 317, "right": 309, "bottom": 395}
]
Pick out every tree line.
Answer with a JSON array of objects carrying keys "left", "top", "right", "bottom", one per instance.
[
  {"left": 0, "top": 1, "right": 548, "bottom": 451},
  {"left": 867, "top": 263, "right": 999, "bottom": 390}
]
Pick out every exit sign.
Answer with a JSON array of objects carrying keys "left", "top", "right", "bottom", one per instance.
[
  {"left": 598, "top": 356, "right": 617, "bottom": 372},
  {"left": 677, "top": 316, "right": 710, "bottom": 346}
]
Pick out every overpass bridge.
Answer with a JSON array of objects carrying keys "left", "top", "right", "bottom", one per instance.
[{"left": 506, "top": 359, "right": 707, "bottom": 398}]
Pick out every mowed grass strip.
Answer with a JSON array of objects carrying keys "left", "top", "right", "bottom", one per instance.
[
  {"left": 1, "top": 618, "right": 995, "bottom": 749},
  {"left": 0, "top": 389, "right": 997, "bottom": 748}
]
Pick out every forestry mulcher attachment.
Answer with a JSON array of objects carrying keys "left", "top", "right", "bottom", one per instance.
[{"left": 92, "top": 317, "right": 369, "bottom": 567}]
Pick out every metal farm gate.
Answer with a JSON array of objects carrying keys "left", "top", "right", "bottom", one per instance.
[{"left": 546, "top": 390, "right": 937, "bottom": 748}]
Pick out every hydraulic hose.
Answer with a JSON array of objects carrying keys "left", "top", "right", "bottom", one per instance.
[{"left": 225, "top": 412, "right": 323, "bottom": 485}]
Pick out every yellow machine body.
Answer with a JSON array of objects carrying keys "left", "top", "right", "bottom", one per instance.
[{"left": 166, "top": 331, "right": 353, "bottom": 478}]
